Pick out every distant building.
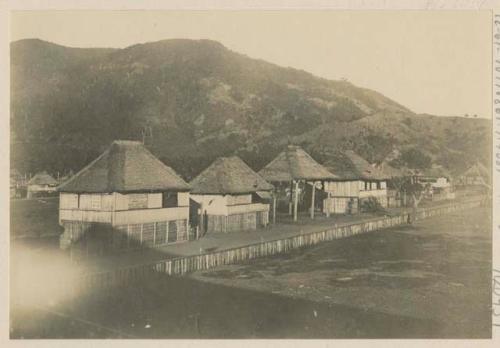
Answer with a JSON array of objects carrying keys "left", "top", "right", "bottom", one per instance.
[
  {"left": 322, "top": 151, "right": 389, "bottom": 214},
  {"left": 10, "top": 169, "right": 25, "bottom": 198},
  {"left": 26, "top": 171, "right": 58, "bottom": 198},
  {"left": 259, "top": 145, "right": 336, "bottom": 221},
  {"left": 419, "top": 166, "right": 454, "bottom": 201},
  {"left": 190, "top": 156, "right": 273, "bottom": 234},
  {"left": 457, "top": 162, "right": 490, "bottom": 188},
  {"left": 57, "top": 140, "right": 190, "bottom": 256}
]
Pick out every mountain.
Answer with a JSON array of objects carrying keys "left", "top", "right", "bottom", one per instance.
[{"left": 10, "top": 38, "right": 491, "bottom": 180}]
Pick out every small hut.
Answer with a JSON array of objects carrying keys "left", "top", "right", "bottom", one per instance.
[
  {"left": 10, "top": 169, "right": 24, "bottom": 198},
  {"left": 26, "top": 171, "right": 58, "bottom": 198},
  {"left": 259, "top": 145, "right": 336, "bottom": 221},
  {"left": 57, "top": 140, "right": 191, "bottom": 256},
  {"left": 457, "top": 162, "right": 490, "bottom": 187},
  {"left": 190, "top": 156, "right": 273, "bottom": 235},
  {"left": 322, "top": 151, "right": 389, "bottom": 214}
]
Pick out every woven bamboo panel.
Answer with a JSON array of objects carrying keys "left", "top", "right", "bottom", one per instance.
[
  {"left": 142, "top": 222, "right": 155, "bottom": 247},
  {"left": 168, "top": 221, "right": 178, "bottom": 242},
  {"left": 154, "top": 221, "right": 168, "bottom": 245}
]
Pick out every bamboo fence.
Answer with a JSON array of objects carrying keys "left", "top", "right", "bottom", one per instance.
[{"left": 67, "top": 195, "right": 485, "bottom": 293}]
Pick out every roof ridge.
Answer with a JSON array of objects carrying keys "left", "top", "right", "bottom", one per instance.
[
  {"left": 137, "top": 145, "right": 189, "bottom": 186},
  {"left": 58, "top": 141, "right": 189, "bottom": 193},
  {"left": 191, "top": 155, "right": 272, "bottom": 194}
]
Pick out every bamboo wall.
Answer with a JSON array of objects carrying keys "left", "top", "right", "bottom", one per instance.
[
  {"left": 65, "top": 196, "right": 485, "bottom": 293},
  {"left": 206, "top": 210, "right": 269, "bottom": 234},
  {"left": 324, "top": 181, "right": 360, "bottom": 196},
  {"left": 60, "top": 218, "right": 189, "bottom": 254},
  {"left": 323, "top": 197, "right": 359, "bottom": 214}
]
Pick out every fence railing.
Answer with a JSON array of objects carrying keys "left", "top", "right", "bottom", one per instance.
[{"left": 65, "top": 195, "right": 486, "bottom": 294}]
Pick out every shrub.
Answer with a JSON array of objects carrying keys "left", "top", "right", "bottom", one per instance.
[{"left": 360, "top": 197, "right": 386, "bottom": 213}]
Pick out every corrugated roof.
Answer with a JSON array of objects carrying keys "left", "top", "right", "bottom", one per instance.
[
  {"left": 190, "top": 156, "right": 273, "bottom": 194},
  {"left": 28, "top": 171, "right": 58, "bottom": 186},
  {"left": 323, "top": 150, "right": 388, "bottom": 180},
  {"left": 58, "top": 140, "right": 190, "bottom": 193},
  {"left": 259, "top": 145, "right": 336, "bottom": 182}
]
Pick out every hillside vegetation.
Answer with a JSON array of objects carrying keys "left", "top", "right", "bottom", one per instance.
[{"left": 10, "top": 39, "right": 490, "bottom": 179}]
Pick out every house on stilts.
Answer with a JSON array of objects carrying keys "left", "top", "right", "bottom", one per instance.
[
  {"left": 26, "top": 171, "right": 58, "bottom": 198},
  {"left": 322, "top": 150, "right": 389, "bottom": 214},
  {"left": 57, "top": 140, "right": 191, "bottom": 256},
  {"left": 456, "top": 162, "right": 490, "bottom": 189},
  {"left": 189, "top": 156, "right": 273, "bottom": 235},
  {"left": 258, "top": 145, "right": 336, "bottom": 221}
]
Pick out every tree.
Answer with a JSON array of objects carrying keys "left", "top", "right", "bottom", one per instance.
[
  {"left": 389, "top": 176, "right": 426, "bottom": 222},
  {"left": 400, "top": 148, "right": 432, "bottom": 170}
]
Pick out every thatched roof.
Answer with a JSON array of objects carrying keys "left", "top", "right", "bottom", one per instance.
[
  {"left": 462, "top": 162, "right": 490, "bottom": 180},
  {"left": 323, "top": 150, "right": 388, "bottom": 181},
  {"left": 28, "top": 171, "right": 58, "bottom": 186},
  {"left": 190, "top": 156, "right": 273, "bottom": 194},
  {"left": 58, "top": 140, "right": 190, "bottom": 193},
  {"left": 259, "top": 145, "right": 336, "bottom": 182}
]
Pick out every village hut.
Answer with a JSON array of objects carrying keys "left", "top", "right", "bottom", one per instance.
[
  {"left": 258, "top": 145, "right": 336, "bottom": 221},
  {"left": 190, "top": 156, "right": 274, "bottom": 235},
  {"left": 10, "top": 168, "right": 25, "bottom": 198},
  {"left": 57, "top": 140, "right": 191, "bottom": 256},
  {"left": 418, "top": 166, "right": 454, "bottom": 201},
  {"left": 457, "top": 162, "right": 490, "bottom": 188},
  {"left": 26, "top": 171, "right": 58, "bottom": 198},
  {"left": 322, "top": 150, "right": 389, "bottom": 214}
]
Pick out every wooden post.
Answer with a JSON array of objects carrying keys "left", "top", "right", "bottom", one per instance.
[
  {"left": 310, "top": 182, "right": 316, "bottom": 219},
  {"left": 289, "top": 181, "right": 293, "bottom": 216},
  {"left": 293, "top": 180, "right": 299, "bottom": 222},
  {"left": 272, "top": 192, "right": 277, "bottom": 224},
  {"left": 153, "top": 222, "right": 156, "bottom": 245},
  {"left": 140, "top": 224, "right": 143, "bottom": 246}
]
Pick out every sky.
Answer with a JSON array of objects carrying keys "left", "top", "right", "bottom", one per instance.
[{"left": 10, "top": 10, "right": 492, "bottom": 118}]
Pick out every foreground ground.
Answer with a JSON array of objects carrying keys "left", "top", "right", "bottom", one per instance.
[
  {"left": 10, "top": 197, "right": 61, "bottom": 239},
  {"left": 10, "top": 205, "right": 492, "bottom": 338}
]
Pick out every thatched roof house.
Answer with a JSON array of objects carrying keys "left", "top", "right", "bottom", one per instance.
[
  {"left": 258, "top": 146, "right": 335, "bottom": 221},
  {"left": 28, "top": 171, "right": 58, "bottom": 186},
  {"left": 259, "top": 145, "right": 336, "bottom": 182},
  {"left": 190, "top": 156, "right": 273, "bottom": 195},
  {"left": 58, "top": 140, "right": 191, "bottom": 254},
  {"left": 462, "top": 162, "right": 489, "bottom": 180},
  {"left": 58, "top": 140, "right": 189, "bottom": 193},
  {"left": 320, "top": 151, "right": 390, "bottom": 214},
  {"left": 26, "top": 171, "right": 58, "bottom": 198},
  {"left": 458, "top": 162, "right": 490, "bottom": 187},
  {"left": 322, "top": 150, "right": 388, "bottom": 181},
  {"left": 190, "top": 156, "right": 272, "bottom": 234}
]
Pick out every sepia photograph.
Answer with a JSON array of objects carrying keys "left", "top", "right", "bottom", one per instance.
[{"left": 4, "top": 6, "right": 496, "bottom": 341}]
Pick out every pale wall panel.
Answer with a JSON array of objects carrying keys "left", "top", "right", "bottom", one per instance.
[{"left": 148, "top": 193, "right": 162, "bottom": 208}]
